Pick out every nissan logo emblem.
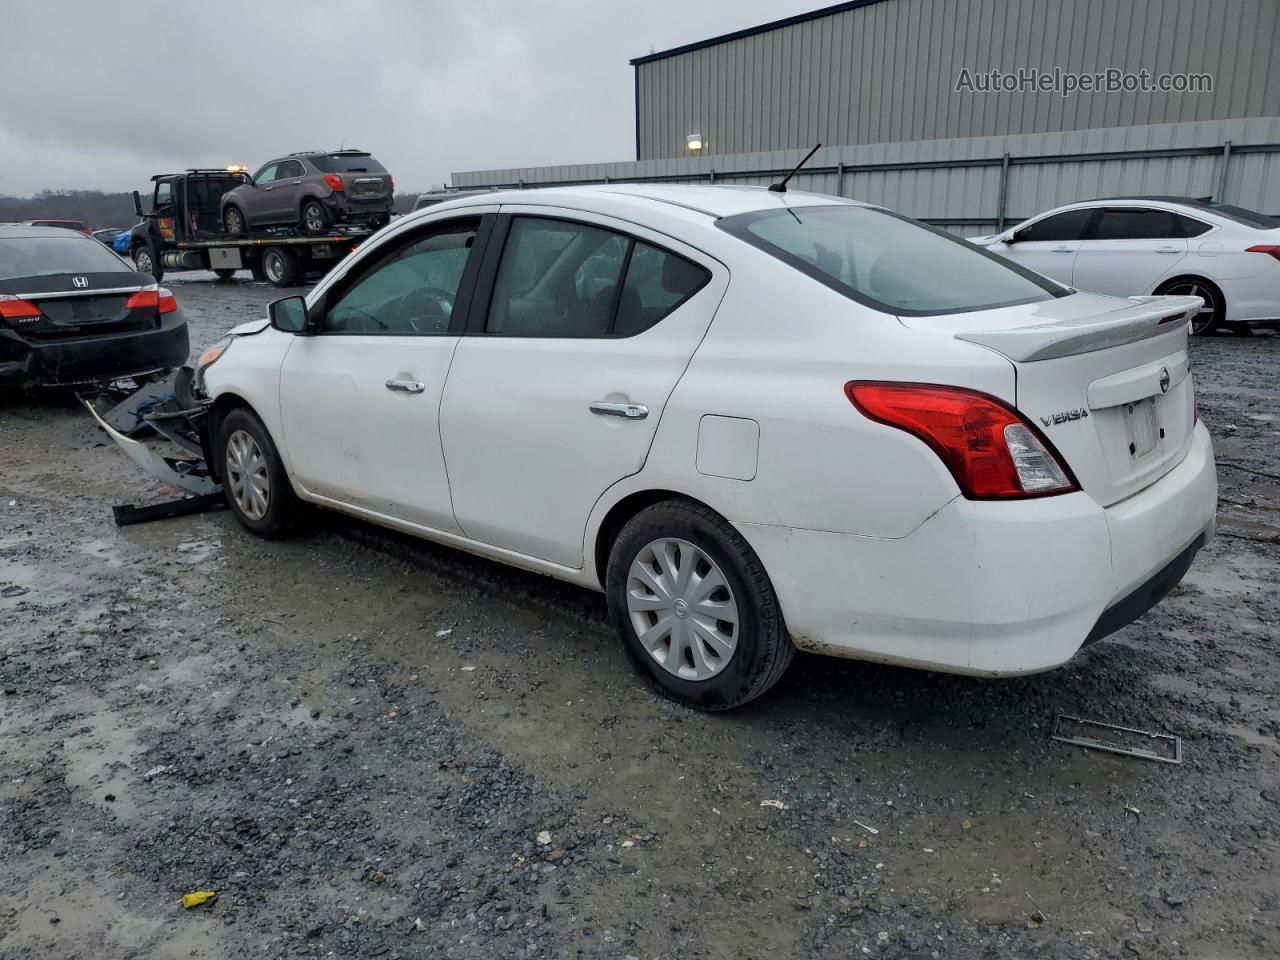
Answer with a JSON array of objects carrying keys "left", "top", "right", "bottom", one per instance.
[
  {"left": 72, "top": 276, "right": 88, "bottom": 288},
  {"left": 1159, "top": 367, "right": 1171, "bottom": 394}
]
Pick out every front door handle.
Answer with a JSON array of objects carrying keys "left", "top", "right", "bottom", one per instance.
[
  {"left": 386, "top": 378, "right": 425, "bottom": 394},
  {"left": 590, "top": 401, "right": 648, "bottom": 420},
  {"left": 1156, "top": 246, "right": 1180, "bottom": 254},
  {"left": 1052, "top": 245, "right": 1073, "bottom": 253}
]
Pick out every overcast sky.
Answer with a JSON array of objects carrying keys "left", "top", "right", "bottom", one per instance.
[{"left": 1, "top": 0, "right": 811, "bottom": 197}]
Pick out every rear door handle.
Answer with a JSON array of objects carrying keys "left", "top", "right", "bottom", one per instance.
[
  {"left": 1156, "top": 246, "right": 1181, "bottom": 254},
  {"left": 590, "top": 401, "right": 648, "bottom": 420},
  {"left": 1052, "top": 246, "right": 1073, "bottom": 253},
  {"left": 385, "top": 378, "right": 425, "bottom": 394}
]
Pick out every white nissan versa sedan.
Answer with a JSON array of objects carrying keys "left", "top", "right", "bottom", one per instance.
[{"left": 193, "top": 185, "right": 1217, "bottom": 709}]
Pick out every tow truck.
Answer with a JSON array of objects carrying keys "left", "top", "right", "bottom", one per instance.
[{"left": 125, "top": 168, "right": 373, "bottom": 287}]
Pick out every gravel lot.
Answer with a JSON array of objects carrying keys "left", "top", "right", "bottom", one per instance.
[{"left": 1, "top": 273, "right": 1277, "bottom": 959}]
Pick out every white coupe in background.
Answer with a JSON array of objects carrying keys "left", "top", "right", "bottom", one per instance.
[
  {"left": 192, "top": 185, "right": 1217, "bottom": 709},
  {"left": 974, "top": 196, "right": 1280, "bottom": 335}
]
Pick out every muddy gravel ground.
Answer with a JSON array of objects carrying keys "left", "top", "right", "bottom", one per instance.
[{"left": 1, "top": 273, "right": 1278, "bottom": 960}]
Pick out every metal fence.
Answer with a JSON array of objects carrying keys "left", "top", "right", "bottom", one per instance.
[{"left": 452, "top": 116, "right": 1280, "bottom": 236}]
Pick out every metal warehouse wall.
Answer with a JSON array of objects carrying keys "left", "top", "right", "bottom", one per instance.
[
  {"left": 631, "top": 0, "right": 1280, "bottom": 161},
  {"left": 451, "top": 116, "right": 1280, "bottom": 237}
]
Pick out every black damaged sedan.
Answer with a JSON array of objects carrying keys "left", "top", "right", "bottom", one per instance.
[{"left": 0, "top": 225, "right": 188, "bottom": 387}]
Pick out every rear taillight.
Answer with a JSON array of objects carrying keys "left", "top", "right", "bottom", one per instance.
[
  {"left": 0, "top": 295, "right": 41, "bottom": 320},
  {"left": 126, "top": 286, "right": 178, "bottom": 314},
  {"left": 1245, "top": 245, "right": 1280, "bottom": 262},
  {"left": 324, "top": 174, "right": 344, "bottom": 192},
  {"left": 845, "top": 382, "right": 1078, "bottom": 500}
]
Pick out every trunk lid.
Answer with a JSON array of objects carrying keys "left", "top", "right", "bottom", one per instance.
[
  {"left": 0, "top": 271, "right": 158, "bottom": 339},
  {"left": 901, "top": 292, "right": 1201, "bottom": 506}
]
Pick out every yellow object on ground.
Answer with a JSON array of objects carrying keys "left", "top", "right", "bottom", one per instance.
[{"left": 181, "top": 891, "right": 217, "bottom": 909}]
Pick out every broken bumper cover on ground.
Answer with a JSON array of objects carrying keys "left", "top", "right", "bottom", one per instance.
[
  {"left": 0, "top": 312, "right": 189, "bottom": 387},
  {"left": 735, "top": 421, "right": 1218, "bottom": 676},
  {"left": 82, "top": 367, "right": 219, "bottom": 497}
]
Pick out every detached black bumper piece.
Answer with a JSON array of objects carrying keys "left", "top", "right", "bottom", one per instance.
[
  {"left": 0, "top": 311, "right": 189, "bottom": 387},
  {"left": 1083, "top": 532, "right": 1207, "bottom": 646}
]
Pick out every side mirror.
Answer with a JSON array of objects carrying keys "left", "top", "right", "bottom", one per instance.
[
  {"left": 132, "top": 190, "right": 144, "bottom": 217},
  {"left": 1005, "top": 230, "right": 1023, "bottom": 244},
  {"left": 269, "top": 296, "right": 310, "bottom": 334}
]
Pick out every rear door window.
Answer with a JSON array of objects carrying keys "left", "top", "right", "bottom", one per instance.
[
  {"left": 1095, "top": 208, "right": 1180, "bottom": 240},
  {"left": 1013, "top": 208, "right": 1095, "bottom": 242},
  {"left": 485, "top": 217, "right": 709, "bottom": 337},
  {"left": 276, "top": 160, "right": 306, "bottom": 180}
]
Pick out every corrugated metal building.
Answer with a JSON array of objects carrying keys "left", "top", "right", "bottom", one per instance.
[
  {"left": 631, "top": 0, "right": 1280, "bottom": 160},
  {"left": 452, "top": 1, "right": 1280, "bottom": 231}
]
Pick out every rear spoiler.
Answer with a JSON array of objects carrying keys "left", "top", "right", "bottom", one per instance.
[{"left": 955, "top": 296, "right": 1202, "bottom": 362}]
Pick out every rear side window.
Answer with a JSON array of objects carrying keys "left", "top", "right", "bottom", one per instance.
[
  {"left": 486, "top": 217, "right": 708, "bottom": 337},
  {"left": 720, "top": 205, "right": 1064, "bottom": 316},
  {"left": 309, "top": 154, "right": 388, "bottom": 174},
  {"left": 1175, "top": 214, "right": 1212, "bottom": 237},
  {"left": 1013, "top": 209, "right": 1095, "bottom": 242},
  {"left": 0, "top": 237, "right": 130, "bottom": 280},
  {"left": 1095, "top": 208, "right": 1180, "bottom": 240},
  {"left": 615, "top": 241, "right": 708, "bottom": 336}
]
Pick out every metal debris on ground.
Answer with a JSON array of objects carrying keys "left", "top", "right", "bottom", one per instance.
[
  {"left": 760, "top": 799, "right": 787, "bottom": 810},
  {"left": 111, "top": 492, "right": 226, "bottom": 527},
  {"left": 1052, "top": 714, "right": 1183, "bottom": 764}
]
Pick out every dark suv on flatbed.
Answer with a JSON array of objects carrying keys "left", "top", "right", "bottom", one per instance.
[{"left": 220, "top": 150, "right": 394, "bottom": 235}]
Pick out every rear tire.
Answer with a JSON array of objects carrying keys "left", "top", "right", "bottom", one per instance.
[
  {"left": 217, "top": 407, "right": 299, "bottom": 539},
  {"left": 301, "top": 199, "right": 330, "bottom": 235},
  {"left": 261, "top": 247, "right": 300, "bottom": 287},
  {"left": 606, "top": 499, "right": 794, "bottom": 710},
  {"left": 1154, "top": 276, "right": 1224, "bottom": 335},
  {"left": 223, "top": 206, "right": 246, "bottom": 236},
  {"left": 133, "top": 243, "right": 163, "bottom": 281}
]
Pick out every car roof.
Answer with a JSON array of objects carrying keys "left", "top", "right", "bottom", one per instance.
[
  {"left": 418, "top": 183, "right": 864, "bottom": 221},
  {"left": 0, "top": 224, "right": 96, "bottom": 239}
]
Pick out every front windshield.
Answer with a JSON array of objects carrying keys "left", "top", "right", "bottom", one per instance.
[
  {"left": 0, "top": 236, "right": 131, "bottom": 280},
  {"left": 719, "top": 204, "right": 1067, "bottom": 316}
]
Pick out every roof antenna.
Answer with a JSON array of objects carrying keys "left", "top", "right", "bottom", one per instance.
[{"left": 769, "top": 143, "right": 821, "bottom": 193}]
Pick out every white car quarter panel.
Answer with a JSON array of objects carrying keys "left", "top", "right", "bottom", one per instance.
[{"left": 695, "top": 415, "right": 759, "bottom": 481}]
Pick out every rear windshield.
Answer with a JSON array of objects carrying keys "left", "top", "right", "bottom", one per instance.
[
  {"left": 0, "top": 236, "right": 131, "bottom": 280},
  {"left": 719, "top": 205, "right": 1066, "bottom": 316},
  {"left": 308, "top": 154, "right": 387, "bottom": 174}
]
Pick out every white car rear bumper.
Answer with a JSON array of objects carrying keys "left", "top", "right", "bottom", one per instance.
[{"left": 737, "top": 421, "right": 1217, "bottom": 676}]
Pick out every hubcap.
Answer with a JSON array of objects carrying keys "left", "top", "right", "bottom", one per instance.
[
  {"left": 227, "top": 210, "right": 242, "bottom": 233},
  {"left": 305, "top": 206, "right": 322, "bottom": 230},
  {"left": 264, "top": 254, "right": 283, "bottom": 283},
  {"left": 626, "top": 538, "right": 739, "bottom": 682},
  {"left": 1162, "top": 281, "right": 1216, "bottom": 333},
  {"left": 136, "top": 251, "right": 152, "bottom": 272},
  {"left": 225, "top": 429, "right": 270, "bottom": 521}
]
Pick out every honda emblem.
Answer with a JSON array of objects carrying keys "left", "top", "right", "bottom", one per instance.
[{"left": 72, "top": 276, "right": 88, "bottom": 289}]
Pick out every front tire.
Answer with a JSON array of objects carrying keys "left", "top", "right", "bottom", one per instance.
[
  {"left": 217, "top": 407, "right": 298, "bottom": 539},
  {"left": 1155, "top": 277, "right": 1224, "bottom": 335},
  {"left": 133, "top": 243, "right": 162, "bottom": 281},
  {"left": 223, "top": 206, "right": 246, "bottom": 235},
  {"left": 606, "top": 499, "right": 794, "bottom": 710},
  {"left": 213, "top": 268, "right": 236, "bottom": 280},
  {"left": 301, "top": 199, "right": 330, "bottom": 235}
]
